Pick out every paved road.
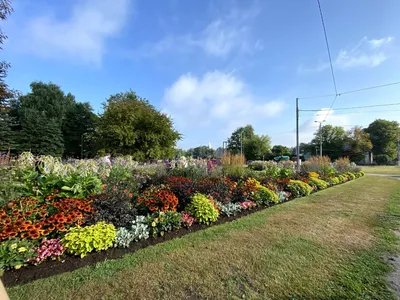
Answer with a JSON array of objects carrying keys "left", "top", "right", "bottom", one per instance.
[{"left": 366, "top": 173, "right": 400, "bottom": 179}]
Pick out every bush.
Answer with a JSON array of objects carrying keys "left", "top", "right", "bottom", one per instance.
[
  {"left": 186, "top": 193, "right": 219, "bottom": 225},
  {"left": 309, "top": 177, "right": 328, "bottom": 190},
  {"left": 165, "top": 176, "right": 194, "bottom": 210},
  {"left": 194, "top": 177, "right": 235, "bottom": 204},
  {"left": 286, "top": 180, "right": 312, "bottom": 198},
  {"left": 62, "top": 222, "right": 116, "bottom": 257},
  {"left": 31, "top": 238, "right": 64, "bottom": 265},
  {"left": 345, "top": 172, "right": 356, "bottom": 180},
  {"left": 254, "top": 186, "right": 279, "bottom": 205},
  {"left": 137, "top": 186, "right": 179, "bottom": 213},
  {"left": 357, "top": 171, "right": 365, "bottom": 177},
  {"left": 239, "top": 200, "right": 257, "bottom": 210},
  {"left": 338, "top": 174, "right": 348, "bottom": 183},
  {"left": 218, "top": 202, "right": 242, "bottom": 216},
  {"left": 147, "top": 211, "right": 182, "bottom": 237},
  {"left": 181, "top": 211, "right": 196, "bottom": 228},
  {"left": 374, "top": 154, "right": 391, "bottom": 165},
  {"left": 1, "top": 196, "right": 94, "bottom": 242},
  {"left": 327, "top": 177, "right": 340, "bottom": 185},
  {"left": 114, "top": 216, "right": 150, "bottom": 248},
  {"left": 0, "top": 239, "right": 37, "bottom": 270},
  {"left": 301, "top": 156, "right": 335, "bottom": 178},
  {"left": 333, "top": 157, "right": 351, "bottom": 174},
  {"left": 92, "top": 192, "right": 137, "bottom": 228}
]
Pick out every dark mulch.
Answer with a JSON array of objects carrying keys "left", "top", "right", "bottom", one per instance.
[{"left": 2, "top": 204, "right": 273, "bottom": 287}]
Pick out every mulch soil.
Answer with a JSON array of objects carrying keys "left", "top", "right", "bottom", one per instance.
[{"left": 3, "top": 203, "right": 276, "bottom": 287}]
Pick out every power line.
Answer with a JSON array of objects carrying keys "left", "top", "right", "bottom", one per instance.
[
  {"left": 300, "top": 102, "right": 400, "bottom": 112},
  {"left": 322, "top": 94, "right": 337, "bottom": 122},
  {"left": 315, "top": 109, "right": 400, "bottom": 116},
  {"left": 298, "top": 81, "right": 400, "bottom": 100},
  {"left": 317, "top": 0, "right": 337, "bottom": 96}
]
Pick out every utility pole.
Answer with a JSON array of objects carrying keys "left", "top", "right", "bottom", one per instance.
[
  {"left": 296, "top": 98, "right": 300, "bottom": 172},
  {"left": 314, "top": 120, "right": 325, "bottom": 156},
  {"left": 398, "top": 140, "right": 400, "bottom": 166}
]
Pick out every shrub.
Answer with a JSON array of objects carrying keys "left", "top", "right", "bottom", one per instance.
[
  {"left": 186, "top": 193, "right": 219, "bottom": 225},
  {"left": 165, "top": 176, "right": 194, "bottom": 210},
  {"left": 114, "top": 227, "right": 134, "bottom": 248},
  {"left": 137, "top": 186, "right": 178, "bottom": 213},
  {"left": 115, "top": 216, "right": 150, "bottom": 248},
  {"left": 0, "top": 239, "right": 36, "bottom": 270},
  {"left": 309, "top": 177, "right": 328, "bottom": 190},
  {"left": 169, "top": 165, "right": 207, "bottom": 181},
  {"left": 31, "top": 238, "right": 64, "bottom": 265},
  {"left": 1, "top": 196, "right": 94, "bottom": 242},
  {"left": 374, "top": 154, "right": 391, "bottom": 165},
  {"left": 277, "top": 191, "right": 290, "bottom": 202},
  {"left": 357, "top": 171, "right": 365, "bottom": 177},
  {"left": 62, "top": 222, "right": 116, "bottom": 257},
  {"left": 346, "top": 172, "right": 356, "bottom": 180},
  {"left": 181, "top": 211, "right": 196, "bottom": 228},
  {"left": 148, "top": 211, "right": 182, "bottom": 237},
  {"left": 218, "top": 202, "right": 241, "bottom": 217},
  {"left": 239, "top": 200, "right": 257, "bottom": 210},
  {"left": 194, "top": 177, "right": 235, "bottom": 204},
  {"left": 254, "top": 186, "right": 279, "bottom": 205},
  {"left": 333, "top": 157, "right": 351, "bottom": 174},
  {"left": 327, "top": 177, "right": 340, "bottom": 185},
  {"left": 286, "top": 180, "right": 312, "bottom": 198},
  {"left": 308, "top": 172, "right": 319, "bottom": 178},
  {"left": 301, "top": 156, "right": 335, "bottom": 178},
  {"left": 338, "top": 175, "right": 348, "bottom": 183},
  {"left": 91, "top": 193, "right": 137, "bottom": 228}
]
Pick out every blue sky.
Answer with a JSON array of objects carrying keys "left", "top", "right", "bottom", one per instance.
[{"left": 2, "top": 0, "right": 400, "bottom": 149}]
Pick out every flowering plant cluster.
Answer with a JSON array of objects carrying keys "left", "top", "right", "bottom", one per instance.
[
  {"left": 30, "top": 238, "right": 64, "bottom": 265},
  {"left": 181, "top": 211, "right": 195, "bottom": 228},
  {"left": 240, "top": 200, "right": 257, "bottom": 210},
  {"left": 0, "top": 196, "right": 94, "bottom": 241},
  {"left": 138, "top": 186, "right": 178, "bottom": 213},
  {"left": 0, "top": 238, "right": 36, "bottom": 270},
  {"left": 166, "top": 176, "right": 194, "bottom": 210}
]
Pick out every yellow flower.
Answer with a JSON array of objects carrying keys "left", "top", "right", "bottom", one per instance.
[
  {"left": 11, "top": 243, "right": 17, "bottom": 249},
  {"left": 151, "top": 222, "right": 156, "bottom": 227},
  {"left": 15, "top": 264, "right": 22, "bottom": 270},
  {"left": 155, "top": 218, "right": 159, "bottom": 222},
  {"left": 18, "top": 247, "right": 27, "bottom": 253}
]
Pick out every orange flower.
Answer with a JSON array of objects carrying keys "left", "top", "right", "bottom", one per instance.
[
  {"left": 34, "top": 223, "right": 42, "bottom": 229},
  {"left": 8, "top": 231, "right": 18, "bottom": 238},
  {"left": 129, "top": 193, "right": 133, "bottom": 198},
  {"left": 48, "top": 225, "right": 55, "bottom": 231},
  {"left": 22, "top": 220, "right": 32, "bottom": 226}
]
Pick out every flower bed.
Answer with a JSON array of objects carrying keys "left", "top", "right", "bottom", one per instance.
[{"left": 0, "top": 153, "right": 365, "bottom": 286}]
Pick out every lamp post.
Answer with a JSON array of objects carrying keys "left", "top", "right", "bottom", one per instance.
[{"left": 314, "top": 120, "right": 325, "bottom": 157}]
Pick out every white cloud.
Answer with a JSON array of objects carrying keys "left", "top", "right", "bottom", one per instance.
[
  {"left": 299, "top": 36, "right": 394, "bottom": 72},
  {"left": 15, "top": 0, "right": 131, "bottom": 65},
  {"left": 134, "top": 4, "right": 261, "bottom": 59},
  {"left": 163, "top": 71, "right": 285, "bottom": 147}
]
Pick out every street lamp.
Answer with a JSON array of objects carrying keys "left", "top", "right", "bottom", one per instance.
[{"left": 314, "top": 120, "right": 325, "bottom": 157}]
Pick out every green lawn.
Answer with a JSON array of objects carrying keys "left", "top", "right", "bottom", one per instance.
[
  {"left": 7, "top": 177, "right": 400, "bottom": 300},
  {"left": 362, "top": 165, "right": 400, "bottom": 175}
]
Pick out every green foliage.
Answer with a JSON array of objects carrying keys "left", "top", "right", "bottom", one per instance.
[
  {"left": 345, "top": 172, "right": 356, "bottom": 180},
  {"left": 365, "top": 119, "right": 400, "bottom": 161},
  {"left": 218, "top": 202, "right": 241, "bottom": 216},
  {"left": 147, "top": 211, "right": 182, "bottom": 237},
  {"left": 338, "top": 174, "right": 349, "bottom": 183},
  {"left": 114, "top": 216, "right": 150, "bottom": 248},
  {"left": 309, "top": 177, "right": 328, "bottom": 190},
  {"left": 186, "top": 193, "right": 219, "bottom": 225},
  {"left": 0, "top": 239, "right": 36, "bottom": 270},
  {"left": 345, "top": 126, "right": 373, "bottom": 162},
  {"left": 286, "top": 180, "right": 312, "bottom": 198},
  {"left": 62, "top": 222, "right": 116, "bottom": 257},
  {"left": 185, "top": 145, "right": 216, "bottom": 158},
  {"left": 97, "top": 91, "right": 181, "bottom": 160},
  {"left": 58, "top": 173, "right": 102, "bottom": 198},
  {"left": 0, "top": 166, "right": 25, "bottom": 206},
  {"left": 271, "top": 145, "right": 291, "bottom": 156},
  {"left": 312, "top": 125, "right": 347, "bottom": 160},
  {"left": 254, "top": 186, "right": 279, "bottom": 205},
  {"left": 327, "top": 177, "right": 340, "bottom": 185}
]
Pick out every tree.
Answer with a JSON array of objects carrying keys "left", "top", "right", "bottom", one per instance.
[
  {"left": 227, "top": 125, "right": 271, "bottom": 160},
  {"left": 244, "top": 135, "right": 271, "bottom": 160},
  {"left": 271, "top": 145, "right": 290, "bottom": 156},
  {"left": 227, "top": 125, "right": 255, "bottom": 154},
  {"left": 186, "top": 145, "right": 216, "bottom": 158},
  {"left": 62, "top": 101, "right": 97, "bottom": 158},
  {"left": 0, "top": 0, "right": 13, "bottom": 105},
  {"left": 15, "top": 82, "right": 78, "bottom": 156},
  {"left": 344, "top": 126, "right": 372, "bottom": 162},
  {"left": 312, "top": 125, "right": 346, "bottom": 159},
  {"left": 365, "top": 119, "right": 400, "bottom": 163},
  {"left": 97, "top": 91, "right": 181, "bottom": 160}
]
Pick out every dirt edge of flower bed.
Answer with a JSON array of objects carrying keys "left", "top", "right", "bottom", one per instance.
[{"left": 2, "top": 180, "right": 356, "bottom": 287}]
